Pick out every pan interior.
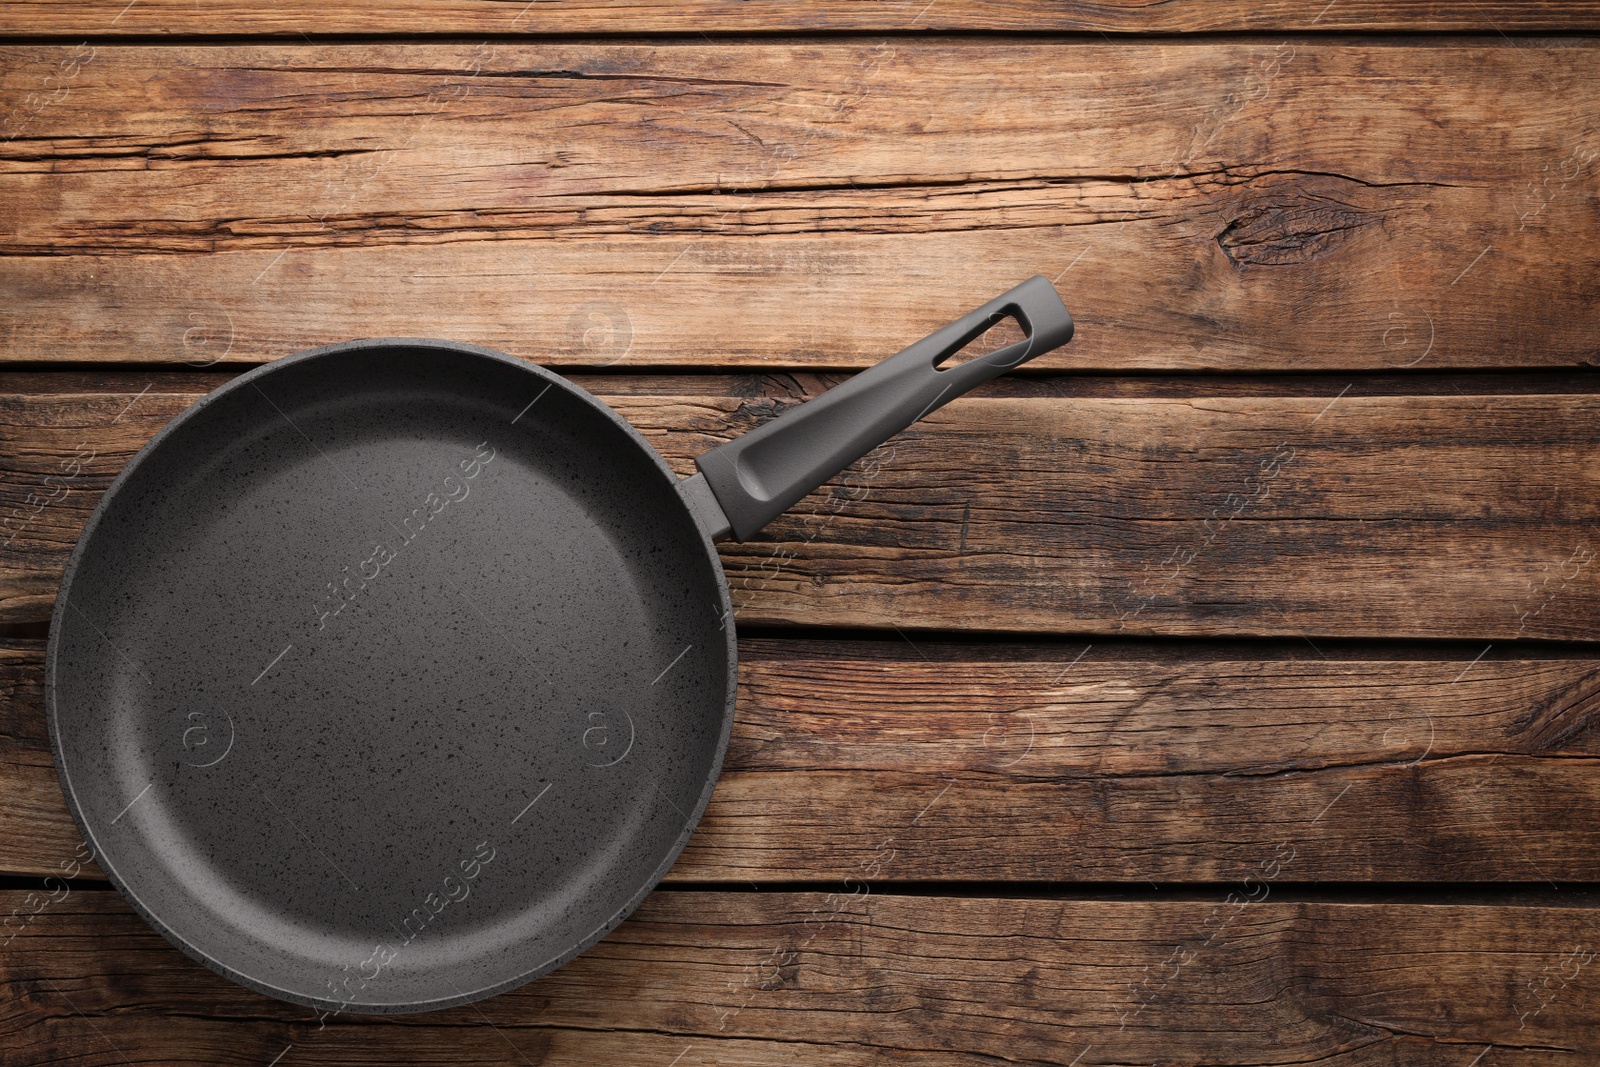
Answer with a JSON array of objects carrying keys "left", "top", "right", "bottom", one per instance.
[{"left": 48, "top": 342, "right": 731, "bottom": 1012}]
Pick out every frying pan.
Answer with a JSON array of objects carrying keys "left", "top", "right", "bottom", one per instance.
[{"left": 47, "top": 276, "right": 1074, "bottom": 1014}]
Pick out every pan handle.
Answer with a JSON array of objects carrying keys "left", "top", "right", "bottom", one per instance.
[{"left": 686, "top": 275, "right": 1074, "bottom": 542}]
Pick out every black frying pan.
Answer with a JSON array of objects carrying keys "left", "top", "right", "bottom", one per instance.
[{"left": 47, "top": 276, "right": 1073, "bottom": 1014}]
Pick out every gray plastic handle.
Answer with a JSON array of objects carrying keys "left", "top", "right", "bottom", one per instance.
[{"left": 692, "top": 275, "right": 1074, "bottom": 542}]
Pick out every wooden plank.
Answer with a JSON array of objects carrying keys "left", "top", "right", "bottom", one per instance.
[
  {"left": 2, "top": 41, "right": 1596, "bottom": 370},
  {"left": 10, "top": 640, "right": 1600, "bottom": 882},
  {"left": 3, "top": 889, "right": 1597, "bottom": 1064},
  {"left": 7, "top": 366, "right": 1600, "bottom": 400},
  {"left": 4, "top": 0, "right": 1600, "bottom": 35},
  {"left": 5, "top": 382, "right": 1600, "bottom": 638}
]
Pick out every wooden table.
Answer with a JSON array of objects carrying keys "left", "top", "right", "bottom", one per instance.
[{"left": 4, "top": 2, "right": 1600, "bottom": 1063}]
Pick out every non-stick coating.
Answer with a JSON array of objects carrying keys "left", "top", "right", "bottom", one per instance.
[{"left": 46, "top": 339, "right": 736, "bottom": 1013}]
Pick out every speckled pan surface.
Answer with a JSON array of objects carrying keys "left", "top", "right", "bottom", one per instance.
[{"left": 46, "top": 339, "right": 737, "bottom": 1014}]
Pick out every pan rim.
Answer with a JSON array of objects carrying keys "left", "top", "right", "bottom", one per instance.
[{"left": 44, "top": 336, "right": 740, "bottom": 1015}]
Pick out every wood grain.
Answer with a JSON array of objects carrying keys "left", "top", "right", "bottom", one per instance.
[
  {"left": 5, "top": 0, "right": 1600, "bottom": 35},
  {"left": 4, "top": 888, "right": 1598, "bottom": 1065},
  {"left": 10, "top": 639, "right": 1600, "bottom": 883},
  {"left": 2, "top": 42, "right": 1597, "bottom": 370},
  {"left": 5, "top": 381, "right": 1600, "bottom": 638},
  {"left": 4, "top": 6, "right": 1600, "bottom": 1063}
]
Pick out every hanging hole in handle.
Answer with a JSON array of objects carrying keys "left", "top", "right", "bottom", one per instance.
[{"left": 936, "top": 310, "right": 1029, "bottom": 369}]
